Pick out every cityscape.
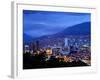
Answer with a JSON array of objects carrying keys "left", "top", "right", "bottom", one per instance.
[{"left": 23, "top": 10, "right": 91, "bottom": 69}]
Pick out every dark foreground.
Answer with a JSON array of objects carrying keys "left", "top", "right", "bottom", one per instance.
[{"left": 23, "top": 53, "right": 89, "bottom": 69}]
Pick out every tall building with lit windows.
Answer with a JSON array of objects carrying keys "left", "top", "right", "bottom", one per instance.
[{"left": 64, "top": 38, "right": 69, "bottom": 47}]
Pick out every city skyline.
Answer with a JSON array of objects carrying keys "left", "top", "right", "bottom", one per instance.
[{"left": 23, "top": 10, "right": 91, "bottom": 69}]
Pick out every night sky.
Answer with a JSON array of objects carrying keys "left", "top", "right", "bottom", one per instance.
[{"left": 23, "top": 10, "right": 91, "bottom": 38}]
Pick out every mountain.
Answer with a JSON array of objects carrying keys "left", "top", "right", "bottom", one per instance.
[
  {"left": 58, "top": 22, "right": 91, "bottom": 36},
  {"left": 36, "top": 22, "right": 91, "bottom": 40},
  {"left": 23, "top": 22, "right": 91, "bottom": 43}
]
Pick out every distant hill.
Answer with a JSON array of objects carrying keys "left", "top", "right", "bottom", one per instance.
[
  {"left": 58, "top": 22, "right": 91, "bottom": 36},
  {"left": 36, "top": 22, "right": 91, "bottom": 40},
  {"left": 23, "top": 22, "right": 91, "bottom": 43}
]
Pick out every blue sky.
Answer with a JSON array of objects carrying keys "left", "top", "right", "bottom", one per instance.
[{"left": 23, "top": 10, "right": 91, "bottom": 38}]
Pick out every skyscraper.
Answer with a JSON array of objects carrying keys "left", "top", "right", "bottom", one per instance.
[
  {"left": 64, "top": 38, "right": 69, "bottom": 47},
  {"left": 32, "top": 41, "right": 40, "bottom": 52}
]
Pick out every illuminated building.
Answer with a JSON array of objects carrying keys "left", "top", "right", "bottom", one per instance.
[
  {"left": 46, "top": 48, "right": 52, "bottom": 55},
  {"left": 63, "top": 56, "right": 73, "bottom": 62},
  {"left": 64, "top": 38, "right": 69, "bottom": 47},
  {"left": 59, "top": 38, "right": 70, "bottom": 55},
  {"left": 24, "top": 45, "right": 30, "bottom": 53},
  {"left": 45, "top": 48, "right": 52, "bottom": 61}
]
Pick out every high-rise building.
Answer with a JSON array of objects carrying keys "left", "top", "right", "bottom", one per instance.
[
  {"left": 64, "top": 38, "right": 69, "bottom": 47},
  {"left": 36, "top": 41, "right": 39, "bottom": 50},
  {"left": 24, "top": 45, "right": 30, "bottom": 53},
  {"left": 32, "top": 41, "right": 40, "bottom": 52}
]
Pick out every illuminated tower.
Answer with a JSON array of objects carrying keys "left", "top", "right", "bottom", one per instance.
[{"left": 64, "top": 38, "right": 69, "bottom": 47}]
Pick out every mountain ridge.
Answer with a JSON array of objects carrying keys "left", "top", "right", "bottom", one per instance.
[{"left": 23, "top": 22, "right": 91, "bottom": 42}]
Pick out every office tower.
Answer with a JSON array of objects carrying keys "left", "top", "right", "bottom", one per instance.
[
  {"left": 64, "top": 38, "right": 69, "bottom": 47},
  {"left": 32, "top": 40, "right": 40, "bottom": 52}
]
